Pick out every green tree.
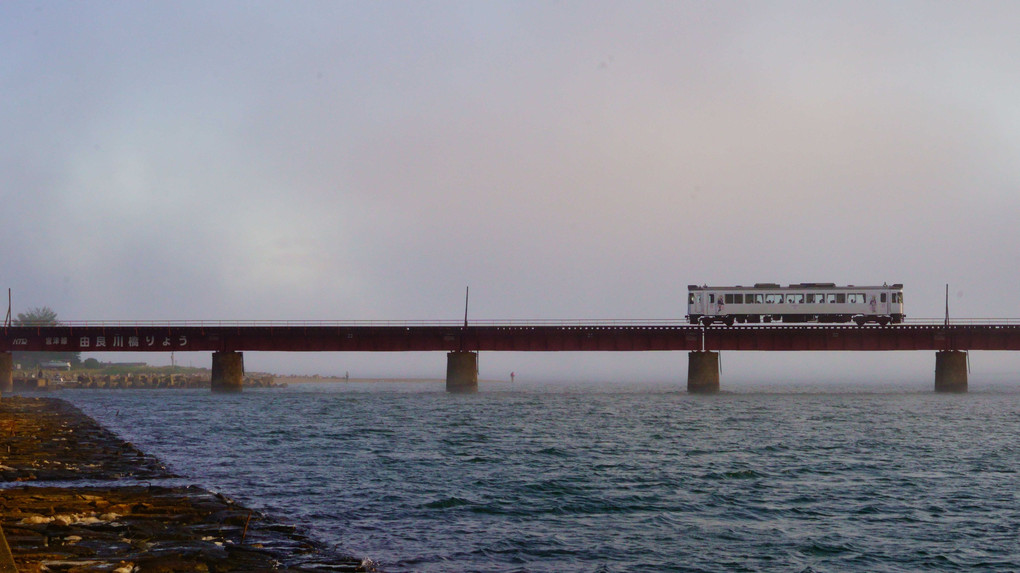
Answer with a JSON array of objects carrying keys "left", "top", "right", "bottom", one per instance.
[
  {"left": 15, "top": 307, "right": 58, "bottom": 326},
  {"left": 13, "top": 306, "right": 81, "bottom": 369}
]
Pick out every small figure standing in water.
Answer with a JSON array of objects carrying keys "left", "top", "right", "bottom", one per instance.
[{"left": 510, "top": 371, "right": 515, "bottom": 383}]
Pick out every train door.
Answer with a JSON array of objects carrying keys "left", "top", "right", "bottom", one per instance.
[
  {"left": 878, "top": 290, "right": 890, "bottom": 315},
  {"left": 688, "top": 291, "right": 704, "bottom": 317}
]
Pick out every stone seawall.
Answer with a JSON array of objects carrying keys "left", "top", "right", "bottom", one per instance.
[{"left": 0, "top": 397, "right": 369, "bottom": 572}]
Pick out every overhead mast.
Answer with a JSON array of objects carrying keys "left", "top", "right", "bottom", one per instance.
[{"left": 945, "top": 283, "right": 950, "bottom": 329}]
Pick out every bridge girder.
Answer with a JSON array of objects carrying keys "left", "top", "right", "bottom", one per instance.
[{"left": 3, "top": 324, "right": 1020, "bottom": 353}]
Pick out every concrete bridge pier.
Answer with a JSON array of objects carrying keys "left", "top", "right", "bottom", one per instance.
[
  {"left": 211, "top": 351, "right": 244, "bottom": 393},
  {"left": 446, "top": 351, "right": 478, "bottom": 393},
  {"left": 0, "top": 352, "right": 12, "bottom": 397},
  {"left": 935, "top": 350, "right": 968, "bottom": 393},
  {"left": 688, "top": 351, "right": 720, "bottom": 394}
]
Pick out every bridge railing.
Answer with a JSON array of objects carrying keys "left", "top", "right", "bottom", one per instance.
[
  {"left": 888, "top": 318, "right": 1020, "bottom": 326},
  {"left": 7, "top": 319, "right": 692, "bottom": 328}
]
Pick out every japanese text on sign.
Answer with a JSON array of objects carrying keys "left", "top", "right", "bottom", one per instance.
[{"left": 40, "top": 335, "right": 190, "bottom": 348}]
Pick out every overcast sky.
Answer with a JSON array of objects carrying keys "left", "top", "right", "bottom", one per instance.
[{"left": 4, "top": 2, "right": 1020, "bottom": 383}]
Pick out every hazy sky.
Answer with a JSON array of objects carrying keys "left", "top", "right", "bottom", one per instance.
[{"left": 4, "top": 2, "right": 1020, "bottom": 383}]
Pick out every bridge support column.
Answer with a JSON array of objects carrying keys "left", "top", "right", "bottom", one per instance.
[
  {"left": 211, "top": 351, "right": 244, "bottom": 393},
  {"left": 688, "top": 351, "right": 720, "bottom": 394},
  {"left": 0, "top": 352, "right": 11, "bottom": 397},
  {"left": 447, "top": 351, "right": 478, "bottom": 393},
  {"left": 935, "top": 350, "right": 967, "bottom": 393}
]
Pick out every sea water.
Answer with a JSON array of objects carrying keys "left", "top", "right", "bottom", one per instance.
[{"left": 63, "top": 381, "right": 1020, "bottom": 572}]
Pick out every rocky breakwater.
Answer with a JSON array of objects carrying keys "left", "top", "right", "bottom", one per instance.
[{"left": 0, "top": 397, "right": 370, "bottom": 572}]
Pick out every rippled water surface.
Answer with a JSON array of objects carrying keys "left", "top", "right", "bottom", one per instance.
[{"left": 64, "top": 381, "right": 1020, "bottom": 572}]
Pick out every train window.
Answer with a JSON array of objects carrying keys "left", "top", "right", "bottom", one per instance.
[
  {"left": 725, "top": 294, "right": 742, "bottom": 304},
  {"left": 786, "top": 293, "right": 804, "bottom": 304},
  {"left": 765, "top": 293, "right": 780, "bottom": 304},
  {"left": 754, "top": 294, "right": 764, "bottom": 304},
  {"left": 847, "top": 293, "right": 864, "bottom": 304},
  {"left": 835, "top": 293, "right": 846, "bottom": 304},
  {"left": 709, "top": 294, "right": 715, "bottom": 303},
  {"left": 880, "top": 293, "right": 887, "bottom": 303},
  {"left": 688, "top": 293, "right": 695, "bottom": 304}
]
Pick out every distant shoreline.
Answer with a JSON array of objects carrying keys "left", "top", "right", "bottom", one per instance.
[
  {"left": 16, "top": 366, "right": 510, "bottom": 389},
  {"left": 275, "top": 375, "right": 508, "bottom": 384},
  {"left": 276, "top": 375, "right": 442, "bottom": 384}
]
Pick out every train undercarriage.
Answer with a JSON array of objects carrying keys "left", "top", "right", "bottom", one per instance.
[{"left": 688, "top": 314, "right": 905, "bottom": 327}]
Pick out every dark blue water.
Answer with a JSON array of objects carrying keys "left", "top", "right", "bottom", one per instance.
[{"left": 62, "top": 381, "right": 1020, "bottom": 572}]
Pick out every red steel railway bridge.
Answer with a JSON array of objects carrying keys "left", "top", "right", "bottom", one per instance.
[{"left": 3, "top": 320, "right": 1019, "bottom": 393}]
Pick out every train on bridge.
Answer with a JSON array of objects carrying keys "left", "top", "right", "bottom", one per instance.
[{"left": 687, "top": 283, "right": 905, "bottom": 326}]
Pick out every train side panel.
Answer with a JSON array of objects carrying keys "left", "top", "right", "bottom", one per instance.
[{"left": 687, "top": 284, "right": 904, "bottom": 325}]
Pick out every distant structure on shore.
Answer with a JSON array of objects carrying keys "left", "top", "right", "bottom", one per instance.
[{"left": 39, "top": 360, "right": 71, "bottom": 371}]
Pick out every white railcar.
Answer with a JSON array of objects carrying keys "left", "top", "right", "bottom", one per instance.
[{"left": 687, "top": 283, "right": 905, "bottom": 326}]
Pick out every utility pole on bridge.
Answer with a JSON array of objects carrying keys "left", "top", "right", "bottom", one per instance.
[
  {"left": 448, "top": 286, "right": 479, "bottom": 392},
  {"left": 935, "top": 283, "right": 968, "bottom": 392}
]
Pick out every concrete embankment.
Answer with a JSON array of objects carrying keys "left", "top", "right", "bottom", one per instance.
[{"left": 0, "top": 397, "right": 370, "bottom": 572}]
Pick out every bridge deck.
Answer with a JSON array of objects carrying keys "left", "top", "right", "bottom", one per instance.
[{"left": 4, "top": 323, "right": 1020, "bottom": 352}]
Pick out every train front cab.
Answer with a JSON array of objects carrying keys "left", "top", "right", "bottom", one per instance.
[{"left": 687, "top": 287, "right": 735, "bottom": 326}]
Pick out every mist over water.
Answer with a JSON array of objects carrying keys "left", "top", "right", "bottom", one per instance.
[{"left": 65, "top": 381, "right": 1020, "bottom": 572}]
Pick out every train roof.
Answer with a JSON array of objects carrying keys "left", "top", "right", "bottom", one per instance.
[{"left": 687, "top": 283, "right": 903, "bottom": 291}]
